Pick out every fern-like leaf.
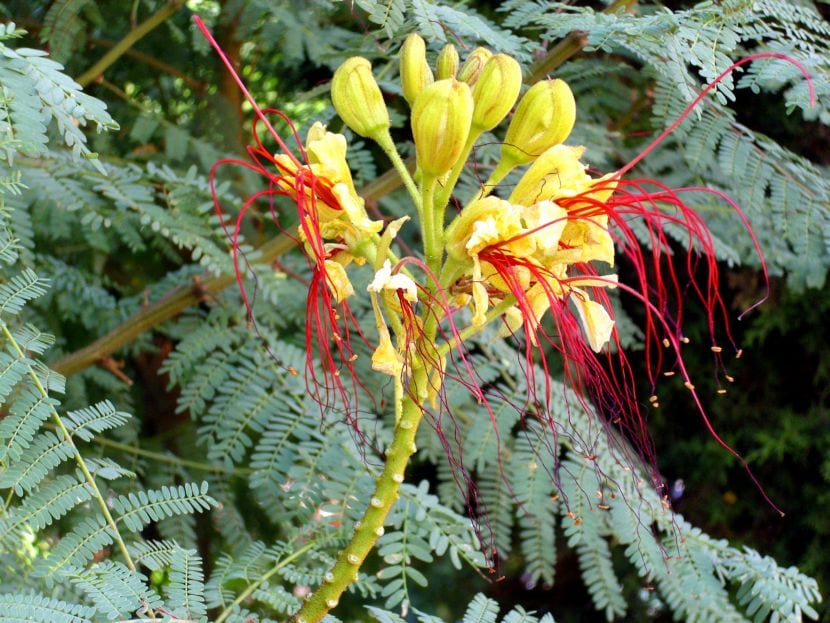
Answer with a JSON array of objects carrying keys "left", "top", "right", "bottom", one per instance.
[{"left": 113, "top": 481, "right": 216, "bottom": 533}]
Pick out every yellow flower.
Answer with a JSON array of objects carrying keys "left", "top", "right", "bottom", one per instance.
[{"left": 277, "top": 123, "right": 383, "bottom": 253}]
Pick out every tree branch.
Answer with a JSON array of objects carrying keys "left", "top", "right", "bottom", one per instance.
[
  {"left": 50, "top": 164, "right": 406, "bottom": 377},
  {"left": 76, "top": 0, "right": 185, "bottom": 87}
]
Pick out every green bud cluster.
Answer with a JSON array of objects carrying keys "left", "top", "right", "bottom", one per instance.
[{"left": 329, "top": 35, "right": 578, "bottom": 196}]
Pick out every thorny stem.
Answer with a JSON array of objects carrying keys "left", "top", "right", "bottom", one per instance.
[
  {"left": 76, "top": 1, "right": 184, "bottom": 87},
  {"left": 292, "top": 392, "right": 425, "bottom": 623},
  {"left": 0, "top": 324, "right": 139, "bottom": 573}
]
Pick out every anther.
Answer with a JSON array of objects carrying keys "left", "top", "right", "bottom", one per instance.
[
  {"left": 648, "top": 395, "right": 658, "bottom": 403},
  {"left": 375, "top": 527, "right": 385, "bottom": 536},
  {"left": 681, "top": 336, "right": 690, "bottom": 344},
  {"left": 349, "top": 354, "right": 358, "bottom": 362},
  {"left": 392, "top": 473, "right": 404, "bottom": 483},
  {"left": 716, "top": 389, "right": 727, "bottom": 395},
  {"left": 663, "top": 371, "right": 676, "bottom": 377},
  {"left": 347, "top": 554, "right": 360, "bottom": 565},
  {"left": 736, "top": 349, "right": 743, "bottom": 359},
  {"left": 662, "top": 338, "right": 671, "bottom": 348},
  {"left": 324, "top": 572, "right": 335, "bottom": 583},
  {"left": 711, "top": 346, "right": 722, "bottom": 353},
  {"left": 684, "top": 381, "right": 695, "bottom": 391},
  {"left": 399, "top": 420, "right": 413, "bottom": 429},
  {"left": 652, "top": 402, "right": 660, "bottom": 408},
  {"left": 327, "top": 599, "right": 339, "bottom": 608},
  {"left": 370, "top": 497, "right": 383, "bottom": 508},
  {"left": 410, "top": 443, "right": 417, "bottom": 453},
  {"left": 725, "top": 374, "right": 735, "bottom": 383}
]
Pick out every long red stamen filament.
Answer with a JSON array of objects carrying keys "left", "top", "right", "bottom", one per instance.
[{"left": 617, "top": 52, "right": 815, "bottom": 177}]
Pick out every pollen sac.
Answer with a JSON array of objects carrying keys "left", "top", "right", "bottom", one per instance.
[
  {"left": 436, "top": 43, "right": 459, "bottom": 80},
  {"left": 331, "top": 57, "right": 390, "bottom": 141},
  {"left": 400, "top": 33, "right": 434, "bottom": 107},
  {"left": 471, "top": 54, "right": 522, "bottom": 133},
  {"left": 457, "top": 46, "right": 493, "bottom": 85},
  {"left": 501, "top": 78, "right": 576, "bottom": 167},
  {"left": 411, "top": 79, "right": 474, "bottom": 177}
]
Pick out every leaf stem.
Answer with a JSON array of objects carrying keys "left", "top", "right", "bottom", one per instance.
[
  {"left": 215, "top": 537, "right": 326, "bottom": 623},
  {"left": 0, "top": 323, "right": 137, "bottom": 572}
]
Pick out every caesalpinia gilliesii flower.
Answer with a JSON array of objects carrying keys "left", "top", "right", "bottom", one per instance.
[{"left": 197, "top": 17, "right": 812, "bottom": 622}]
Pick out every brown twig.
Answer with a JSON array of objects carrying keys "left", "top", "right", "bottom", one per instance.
[
  {"left": 50, "top": 165, "right": 405, "bottom": 377},
  {"left": 76, "top": 0, "right": 185, "bottom": 87}
]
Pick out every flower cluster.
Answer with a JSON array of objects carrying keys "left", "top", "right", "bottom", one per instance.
[{"left": 325, "top": 36, "right": 629, "bottom": 388}]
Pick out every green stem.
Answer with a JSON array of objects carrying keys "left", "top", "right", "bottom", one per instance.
[
  {"left": 434, "top": 129, "right": 482, "bottom": 219},
  {"left": 76, "top": 1, "right": 184, "bottom": 87},
  {"left": 90, "top": 434, "right": 253, "bottom": 476},
  {"left": 420, "top": 175, "right": 441, "bottom": 277},
  {"left": 291, "top": 393, "right": 425, "bottom": 623},
  {"left": 375, "top": 132, "right": 421, "bottom": 217},
  {"left": 217, "top": 537, "right": 325, "bottom": 623},
  {"left": 436, "top": 296, "right": 517, "bottom": 359},
  {"left": 1, "top": 324, "right": 137, "bottom": 572}
]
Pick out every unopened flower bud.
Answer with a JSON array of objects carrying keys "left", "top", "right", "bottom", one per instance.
[
  {"left": 457, "top": 47, "right": 492, "bottom": 85},
  {"left": 436, "top": 44, "right": 459, "bottom": 80},
  {"left": 471, "top": 54, "right": 522, "bottom": 132},
  {"left": 400, "top": 34, "right": 434, "bottom": 106},
  {"left": 501, "top": 78, "right": 576, "bottom": 167},
  {"left": 411, "top": 79, "right": 474, "bottom": 178},
  {"left": 331, "top": 57, "right": 390, "bottom": 141}
]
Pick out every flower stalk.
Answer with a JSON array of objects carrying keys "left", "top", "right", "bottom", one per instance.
[{"left": 292, "top": 390, "right": 424, "bottom": 623}]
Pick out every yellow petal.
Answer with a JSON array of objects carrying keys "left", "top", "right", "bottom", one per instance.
[
  {"left": 573, "top": 292, "right": 615, "bottom": 352},
  {"left": 372, "top": 332, "right": 403, "bottom": 377},
  {"left": 323, "top": 259, "right": 355, "bottom": 303}
]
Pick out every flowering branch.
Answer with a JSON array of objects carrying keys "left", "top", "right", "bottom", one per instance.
[{"left": 193, "top": 15, "right": 815, "bottom": 623}]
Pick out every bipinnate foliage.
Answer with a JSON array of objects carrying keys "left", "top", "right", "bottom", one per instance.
[{"left": 0, "top": 1, "right": 827, "bottom": 622}]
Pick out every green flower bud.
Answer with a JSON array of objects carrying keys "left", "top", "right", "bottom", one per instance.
[
  {"left": 331, "top": 57, "right": 390, "bottom": 141},
  {"left": 436, "top": 44, "right": 459, "bottom": 80},
  {"left": 471, "top": 53, "right": 522, "bottom": 132},
  {"left": 411, "top": 79, "right": 474, "bottom": 178},
  {"left": 501, "top": 78, "right": 576, "bottom": 167},
  {"left": 457, "top": 47, "right": 492, "bottom": 85},
  {"left": 400, "top": 33, "right": 434, "bottom": 107}
]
